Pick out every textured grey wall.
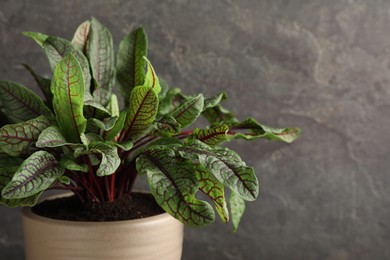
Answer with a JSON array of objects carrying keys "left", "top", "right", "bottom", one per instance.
[{"left": 1, "top": 0, "right": 390, "bottom": 259}]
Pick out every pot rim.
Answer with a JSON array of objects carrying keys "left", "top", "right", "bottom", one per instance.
[{"left": 22, "top": 192, "right": 173, "bottom": 227}]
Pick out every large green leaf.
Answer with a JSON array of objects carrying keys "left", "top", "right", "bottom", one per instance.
[
  {"left": 71, "top": 20, "right": 90, "bottom": 53},
  {"left": 51, "top": 54, "right": 87, "bottom": 143},
  {"left": 177, "top": 140, "right": 259, "bottom": 201},
  {"left": 231, "top": 118, "right": 301, "bottom": 143},
  {"left": 191, "top": 124, "right": 231, "bottom": 146},
  {"left": 2, "top": 151, "right": 64, "bottom": 199},
  {"left": 137, "top": 147, "right": 215, "bottom": 226},
  {"left": 122, "top": 86, "right": 158, "bottom": 141},
  {"left": 195, "top": 165, "right": 229, "bottom": 223},
  {"left": 168, "top": 94, "right": 204, "bottom": 129},
  {"left": 89, "top": 141, "right": 120, "bottom": 176},
  {"left": 230, "top": 191, "right": 246, "bottom": 232},
  {"left": 88, "top": 18, "right": 115, "bottom": 106},
  {"left": 0, "top": 80, "right": 52, "bottom": 123},
  {"left": 42, "top": 36, "right": 92, "bottom": 100},
  {"left": 0, "top": 167, "right": 44, "bottom": 208},
  {"left": 116, "top": 27, "right": 148, "bottom": 105},
  {"left": 23, "top": 64, "right": 53, "bottom": 107},
  {"left": 0, "top": 116, "right": 51, "bottom": 156}
]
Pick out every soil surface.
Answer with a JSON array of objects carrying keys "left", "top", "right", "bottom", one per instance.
[{"left": 32, "top": 193, "right": 165, "bottom": 222}]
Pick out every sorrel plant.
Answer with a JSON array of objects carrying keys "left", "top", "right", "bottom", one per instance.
[{"left": 0, "top": 18, "right": 300, "bottom": 229}]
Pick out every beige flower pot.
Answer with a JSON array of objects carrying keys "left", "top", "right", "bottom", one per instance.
[{"left": 22, "top": 194, "right": 184, "bottom": 260}]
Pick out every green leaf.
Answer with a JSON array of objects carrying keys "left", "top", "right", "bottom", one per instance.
[
  {"left": 203, "top": 92, "right": 227, "bottom": 110},
  {"left": 36, "top": 126, "right": 81, "bottom": 148},
  {"left": 23, "top": 31, "right": 48, "bottom": 47},
  {"left": 177, "top": 140, "right": 259, "bottom": 201},
  {"left": 51, "top": 54, "right": 87, "bottom": 143},
  {"left": 60, "top": 156, "right": 88, "bottom": 173},
  {"left": 195, "top": 165, "right": 229, "bottom": 223},
  {"left": 157, "top": 87, "right": 182, "bottom": 117},
  {"left": 153, "top": 116, "right": 181, "bottom": 136},
  {"left": 88, "top": 17, "right": 115, "bottom": 106},
  {"left": 2, "top": 151, "right": 64, "bottom": 199},
  {"left": 191, "top": 125, "right": 231, "bottom": 146},
  {"left": 137, "top": 147, "right": 215, "bottom": 226},
  {"left": 168, "top": 94, "right": 204, "bottom": 129},
  {"left": 57, "top": 175, "right": 71, "bottom": 185},
  {"left": 0, "top": 80, "right": 52, "bottom": 123},
  {"left": 116, "top": 27, "right": 148, "bottom": 105},
  {"left": 0, "top": 167, "right": 44, "bottom": 208},
  {"left": 122, "top": 86, "right": 159, "bottom": 141},
  {"left": 0, "top": 116, "right": 51, "bottom": 156},
  {"left": 113, "top": 140, "right": 133, "bottom": 151},
  {"left": 42, "top": 36, "right": 92, "bottom": 100},
  {"left": 202, "top": 104, "right": 238, "bottom": 127},
  {"left": 230, "top": 191, "right": 245, "bottom": 232},
  {"left": 84, "top": 100, "right": 111, "bottom": 120},
  {"left": 87, "top": 117, "right": 118, "bottom": 132},
  {"left": 89, "top": 142, "right": 120, "bottom": 176},
  {"left": 71, "top": 20, "right": 90, "bottom": 53},
  {"left": 110, "top": 94, "right": 119, "bottom": 117},
  {"left": 231, "top": 118, "right": 301, "bottom": 143},
  {"left": 105, "top": 111, "right": 126, "bottom": 141},
  {"left": 143, "top": 57, "right": 161, "bottom": 95},
  {"left": 22, "top": 64, "right": 53, "bottom": 107}
]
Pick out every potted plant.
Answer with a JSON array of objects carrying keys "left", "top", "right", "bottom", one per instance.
[{"left": 0, "top": 18, "right": 300, "bottom": 260}]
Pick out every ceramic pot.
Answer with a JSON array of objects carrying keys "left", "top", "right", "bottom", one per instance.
[{"left": 22, "top": 194, "right": 184, "bottom": 260}]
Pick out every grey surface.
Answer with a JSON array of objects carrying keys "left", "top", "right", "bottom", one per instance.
[{"left": 0, "top": 0, "right": 389, "bottom": 259}]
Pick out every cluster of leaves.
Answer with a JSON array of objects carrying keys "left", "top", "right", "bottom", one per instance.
[{"left": 0, "top": 18, "right": 300, "bottom": 229}]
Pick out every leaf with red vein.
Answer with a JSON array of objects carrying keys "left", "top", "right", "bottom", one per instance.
[
  {"left": 89, "top": 141, "right": 120, "bottom": 176},
  {"left": 169, "top": 94, "right": 204, "bottom": 129},
  {"left": 2, "top": 151, "right": 64, "bottom": 199},
  {"left": 42, "top": 36, "right": 92, "bottom": 101},
  {"left": 116, "top": 27, "right": 148, "bottom": 106},
  {"left": 0, "top": 116, "right": 50, "bottom": 156},
  {"left": 231, "top": 117, "right": 301, "bottom": 143},
  {"left": 0, "top": 80, "right": 52, "bottom": 123},
  {"left": 192, "top": 124, "right": 231, "bottom": 146},
  {"left": 88, "top": 18, "right": 115, "bottom": 106},
  {"left": 51, "top": 54, "right": 87, "bottom": 143},
  {"left": 142, "top": 57, "right": 161, "bottom": 95},
  {"left": 122, "top": 86, "right": 158, "bottom": 141},
  {"left": 176, "top": 140, "right": 259, "bottom": 201},
  {"left": 0, "top": 167, "right": 44, "bottom": 208},
  {"left": 71, "top": 20, "right": 90, "bottom": 54},
  {"left": 136, "top": 147, "right": 215, "bottom": 227},
  {"left": 36, "top": 126, "right": 82, "bottom": 148},
  {"left": 195, "top": 165, "right": 229, "bottom": 223}
]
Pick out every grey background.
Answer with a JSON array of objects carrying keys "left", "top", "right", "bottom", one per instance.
[{"left": 0, "top": 0, "right": 389, "bottom": 259}]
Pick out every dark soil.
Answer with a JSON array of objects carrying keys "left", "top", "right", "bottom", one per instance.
[{"left": 32, "top": 193, "right": 165, "bottom": 222}]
